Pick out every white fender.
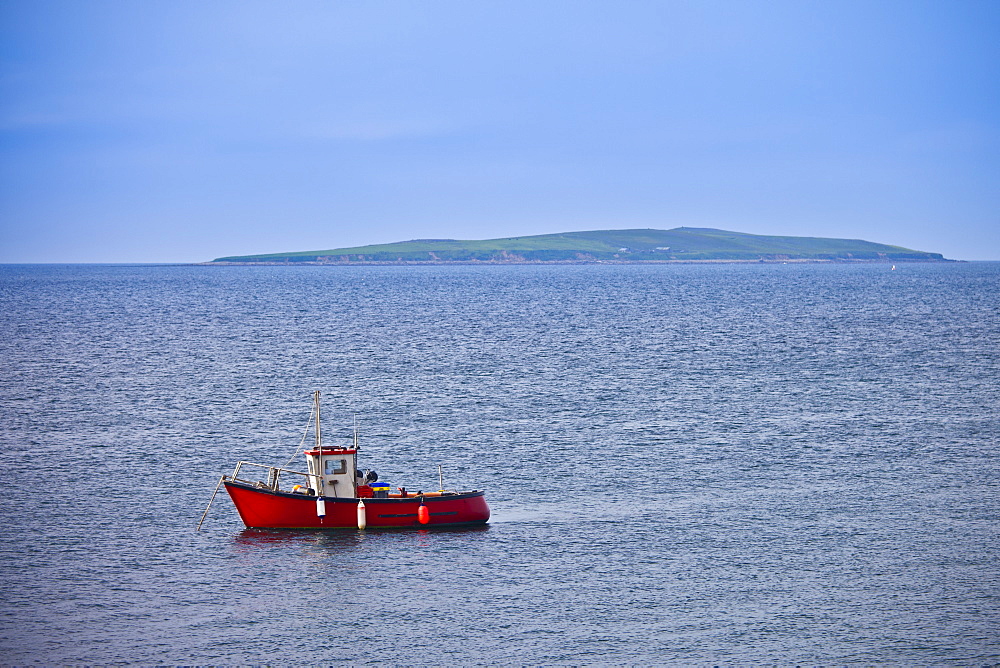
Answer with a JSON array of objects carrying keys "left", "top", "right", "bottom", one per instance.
[
  {"left": 316, "top": 496, "right": 326, "bottom": 518},
  {"left": 357, "top": 499, "right": 367, "bottom": 529}
]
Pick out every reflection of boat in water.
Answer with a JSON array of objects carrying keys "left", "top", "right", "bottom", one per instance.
[
  {"left": 231, "top": 523, "right": 490, "bottom": 550},
  {"left": 201, "top": 392, "right": 490, "bottom": 530}
]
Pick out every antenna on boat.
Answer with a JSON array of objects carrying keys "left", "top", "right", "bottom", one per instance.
[
  {"left": 353, "top": 412, "right": 359, "bottom": 450},
  {"left": 438, "top": 464, "right": 444, "bottom": 493}
]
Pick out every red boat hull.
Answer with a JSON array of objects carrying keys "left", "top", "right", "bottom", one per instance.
[{"left": 224, "top": 481, "right": 490, "bottom": 529}]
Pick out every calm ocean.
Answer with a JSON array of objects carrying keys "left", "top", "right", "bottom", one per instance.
[{"left": 1, "top": 262, "right": 998, "bottom": 665}]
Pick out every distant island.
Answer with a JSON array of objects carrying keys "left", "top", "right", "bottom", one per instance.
[{"left": 209, "top": 227, "right": 949, "bottom": 264}]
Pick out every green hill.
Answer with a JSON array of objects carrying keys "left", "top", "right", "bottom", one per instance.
[{"left": 210, "top": 227, "right": 947, "bottom": 264}]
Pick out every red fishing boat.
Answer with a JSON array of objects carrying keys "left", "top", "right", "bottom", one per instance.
[{"left": 199, "top": 392, "right": 490, "bottom": 530}]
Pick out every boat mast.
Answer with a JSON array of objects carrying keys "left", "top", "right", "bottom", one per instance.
[
  {"left": 314, "top": 390, "right": 322, "bottom": 451},
  {"left": 313, "top": 390, "right": 325, "bottom": 502}
]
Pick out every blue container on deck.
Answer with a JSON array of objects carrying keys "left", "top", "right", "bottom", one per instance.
[{"left": 370, "top": 482, "right": 391, "bottom": 498}]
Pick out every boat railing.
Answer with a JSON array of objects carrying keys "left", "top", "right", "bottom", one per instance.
[{"left": 227, "top": 460, "right": 313, "bottom": 494}]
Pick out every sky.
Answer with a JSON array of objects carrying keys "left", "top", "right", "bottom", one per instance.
[{"left": 1, "top": 0, "right": 998, "bottom": 262}]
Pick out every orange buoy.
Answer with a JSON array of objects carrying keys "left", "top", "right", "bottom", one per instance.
[{"left": 417, "top": 499, "right": 430, "bottom": 525}]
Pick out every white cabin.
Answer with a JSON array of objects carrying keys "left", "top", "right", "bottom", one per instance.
[{"left": 305, "top": 447, "right": 357, "bottom": 498}]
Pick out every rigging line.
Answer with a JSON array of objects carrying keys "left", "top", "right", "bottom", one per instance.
[{"left": 281, "top": 403, "right": 315, "bottom": 469}]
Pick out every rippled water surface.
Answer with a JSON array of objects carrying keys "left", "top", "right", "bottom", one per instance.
[{"left": 1, "top": 262, "right": 998, "bottom": 665}]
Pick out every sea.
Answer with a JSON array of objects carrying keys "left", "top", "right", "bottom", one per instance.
[{"left": 0, "top": 261, "right": 997, "bottom": 666}]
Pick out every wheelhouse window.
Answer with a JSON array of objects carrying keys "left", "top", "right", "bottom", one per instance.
[{"left": 324, "top": 459, "right": 346, "bottom": 475}]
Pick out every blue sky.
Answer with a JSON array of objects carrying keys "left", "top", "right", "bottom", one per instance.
[{"left": 1, "top": 0, "right": 998, "bottom": 262}]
